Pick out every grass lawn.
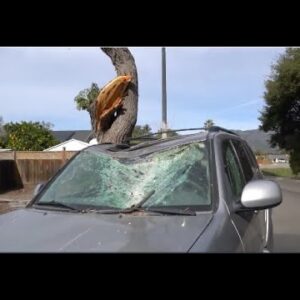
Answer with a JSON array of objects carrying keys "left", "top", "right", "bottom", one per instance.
[{"left": 261, "top": 167, "right": 300, "bottom": 179}]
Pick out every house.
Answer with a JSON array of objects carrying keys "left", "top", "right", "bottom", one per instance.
[
  {"left": 44, "top": 139, "right": 90, "bottom": 151},
  {"left": 267, "top": 154, "right": 289, "bottom": 163},
  {"left": 47, "top": 130, "right": 98, "bottom": 151},
  {"left": 51, "top": 130, "right": 93, "bottom": 143}
]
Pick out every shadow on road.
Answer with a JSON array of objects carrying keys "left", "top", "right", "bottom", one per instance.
[{"left": 274, "top": 234, "right": 300, "bottom": 253}]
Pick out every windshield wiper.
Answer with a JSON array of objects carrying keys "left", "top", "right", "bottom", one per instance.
[
  {"left": 127, "top": 190, "right": 156, "bottom": 211},
  {"left": 95, "top": 190, "right": 156, "bottom": 214},
  {"left": 34, "top": 201, "right": 82, "bottom": 212},
  {"left": 93, "top": 190, "right": 196, "bottom": 216},
  {"left": 145, "top": 207, "right": 196, "bottom": 216}
]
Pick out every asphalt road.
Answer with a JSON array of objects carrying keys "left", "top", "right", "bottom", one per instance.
[{"left": 271, "top": 177, "right": 300, "bottom": 252}]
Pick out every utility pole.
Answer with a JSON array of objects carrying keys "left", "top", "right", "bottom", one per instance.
[{"left": 161, "top": 47, "right": 168, "bottom": 138}]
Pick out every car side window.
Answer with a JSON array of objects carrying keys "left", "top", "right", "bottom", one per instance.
[
  {"left": 231, "top": 140, "right": 254, "bottom": 183},
  {"left": 243, "top": 142, "right": 260, "bottom": 174},
  {"left": 223, "top": 140, "right": 245, "bottom": 198}
]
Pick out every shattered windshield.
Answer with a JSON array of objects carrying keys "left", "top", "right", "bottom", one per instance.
[{"left": 37, "top": 142, "right": 211, "bottom": 211}]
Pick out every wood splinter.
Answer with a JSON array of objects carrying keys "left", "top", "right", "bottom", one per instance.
[{"left": 95, "top": 75, "right": 132, "bottom": 132}]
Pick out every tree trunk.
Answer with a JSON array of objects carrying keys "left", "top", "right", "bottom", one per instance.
[{"left": 89, "top": 48, "right": 138, "bottom": 144}]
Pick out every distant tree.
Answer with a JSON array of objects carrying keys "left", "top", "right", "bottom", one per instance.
[
  {"left": 290, "top": 151, "right": 300, "bottom": 175},
  {"left": 0, "top": 116, "right": 4, "bottom": 132},
  {"left": 155, "top": 128, "right": 179, "bottom": 139},
  {"left": 204, "top": 119, "right": 215, "bottom": 129},
  {"left": 259, "top": 48, "right": 300, "bottom": 174},
  {"left": 130, "top": 125, "right": 179, "bottom": 142},
  {"left": 4, "top": 121, "right": 59, "bottom": 151},
  {"left": 279, "top": 149, "right": 288, "bottom": 155},
  {"left": 0, "top": 116, "right": 6, "bottom": 148},
  {"left": 132, "top": 124, "right": 152, "bottom": 138},
  {"left": 74, "top": 83, "right": 100, "bottom": 112},
  {"left": 254, "top": 150, "right": 263, "bottom": 156},
  {"left": 254, "top": 150, "right": 267, "bottom": 160}
]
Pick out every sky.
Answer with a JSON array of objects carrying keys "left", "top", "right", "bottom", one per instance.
[{"left": 0, "top": 47, "right": 285, "bottom": 132}]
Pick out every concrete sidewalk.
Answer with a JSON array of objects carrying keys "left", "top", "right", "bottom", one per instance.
[{"left": 0, "top": 184, "right": 35, "bottom": 213}]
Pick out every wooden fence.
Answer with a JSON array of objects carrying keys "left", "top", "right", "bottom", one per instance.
[
  {"left": 0, "top": 160, "right": 23, "bottom": 191},
  {"left": 0, "top": 150, "right": 77, "bottom": 190}
]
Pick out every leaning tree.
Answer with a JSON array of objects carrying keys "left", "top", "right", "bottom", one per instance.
[{"left": 86, "top": 48, "right": 138, "bottom": 144}]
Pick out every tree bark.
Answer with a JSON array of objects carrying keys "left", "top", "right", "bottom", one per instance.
[{"left": 89, "top": 48, "right": 138, "bottom": 144}]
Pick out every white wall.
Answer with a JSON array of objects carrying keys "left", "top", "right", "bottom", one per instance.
[{"left": 46, "top": 139, "right": 89, "bottom": 151}]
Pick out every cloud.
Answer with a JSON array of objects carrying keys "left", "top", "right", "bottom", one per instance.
[
  {"left": 0, "top": 47, "right": 285, "bottom": 131},
  {"left": 212, "top": 99, "right": 263, "bottom": 116},
  {"left": 213, "top": 118, "right": 261, "bottom": 130}
]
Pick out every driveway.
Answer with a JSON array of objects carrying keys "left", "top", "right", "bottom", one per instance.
[
  {"left": 271, "top": 177, "right": 300, "bottom": 252},
  {"left": 0, "top": 185, "right": 35, "bottom": 213}
]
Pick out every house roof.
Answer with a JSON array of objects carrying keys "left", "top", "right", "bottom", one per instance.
[
  {"left": 267, "top": 154, "right": 289, "bottom": 159},
  {"left": 51, "top": 130, "right": 92, "bottom": 143},
  {"left": 73, "top": 131, "right": 94, "bottom": 142}
]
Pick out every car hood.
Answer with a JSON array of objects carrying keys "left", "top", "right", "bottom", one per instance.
[{"left": 0, "top": 208, "right": 213, "bottom": 252}]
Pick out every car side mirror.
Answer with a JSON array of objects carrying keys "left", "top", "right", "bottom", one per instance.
[
  {"left": 33, "top": 183, "right": 45, "bottom": 197},
  {"left": 241, "top": 179, "right": 282, "bottom": 210}
]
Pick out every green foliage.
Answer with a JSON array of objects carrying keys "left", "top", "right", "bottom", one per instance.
[
  {"left": 132, "top": 124, "right": 152, "bottom": 138},
  {"left": 155, "top": 128, "right": 179, "bottom": 139},
  {"left": 0, "top": 116, "right": 6, "bottom": 148},
  {"left": 74, "top": 83, "right": 100, "bottom": 111},
  {"left": 261, "top": 167, "right": 297, "bottom": 178},
  {"left": 3, "top": 121, "right": 59, "bottom": 151},
  {"left": 290, "top": 151, "right": 300, "bottom": 175},
  {"left": 131, "top": 125, "right": 179, "bottom": 143},
  {"left": 259, "top": 48, "right": 300, "bottom": 174},
  {"left": 254, "top": 150, "right": 263, "bottom": 156},
  {"left": 0, "top": 116, "right": 4, "bottom": 133},
  {"left": 204, "top": 119, "right": 215, "bottom": 129}
]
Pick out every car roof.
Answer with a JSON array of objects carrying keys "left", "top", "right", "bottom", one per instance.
[
  {"left": 86, "top": 131, "right": 207, "bottom": 158},
  {"left": 84, "top": 126, "right": 241, "bottom": 159}
]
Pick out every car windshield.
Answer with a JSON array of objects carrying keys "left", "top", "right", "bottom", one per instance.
[{"left": 36, "top": 142, "right": 211, "bottom": 211}]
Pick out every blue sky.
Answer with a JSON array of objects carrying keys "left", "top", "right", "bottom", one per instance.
[{"left": 0, "top": 47, "right": 285, "bottom": 132}]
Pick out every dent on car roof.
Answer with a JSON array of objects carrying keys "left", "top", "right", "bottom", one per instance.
[{"left": 85, "top": 132, "right": 208, "bottom": 158}]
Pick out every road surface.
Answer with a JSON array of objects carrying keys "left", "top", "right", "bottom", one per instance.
[{"left": 271, "top": 177, "right": 300, "bottom": 252}]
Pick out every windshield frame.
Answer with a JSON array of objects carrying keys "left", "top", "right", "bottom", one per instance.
[{"left": 28, "top": 138, "right": 214, "bottom": 213}]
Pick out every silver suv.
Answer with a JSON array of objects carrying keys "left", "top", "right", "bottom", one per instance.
[{"left": 0, "top": 127, "right": 282, "bottom": 252}]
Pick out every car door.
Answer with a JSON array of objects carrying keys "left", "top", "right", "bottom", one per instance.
[
  {"left": 239, "top": 140, "right": 269, "bottom": 249},
  {"left": 221, "top": 138, "right": 265, "bottom": 252}
]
